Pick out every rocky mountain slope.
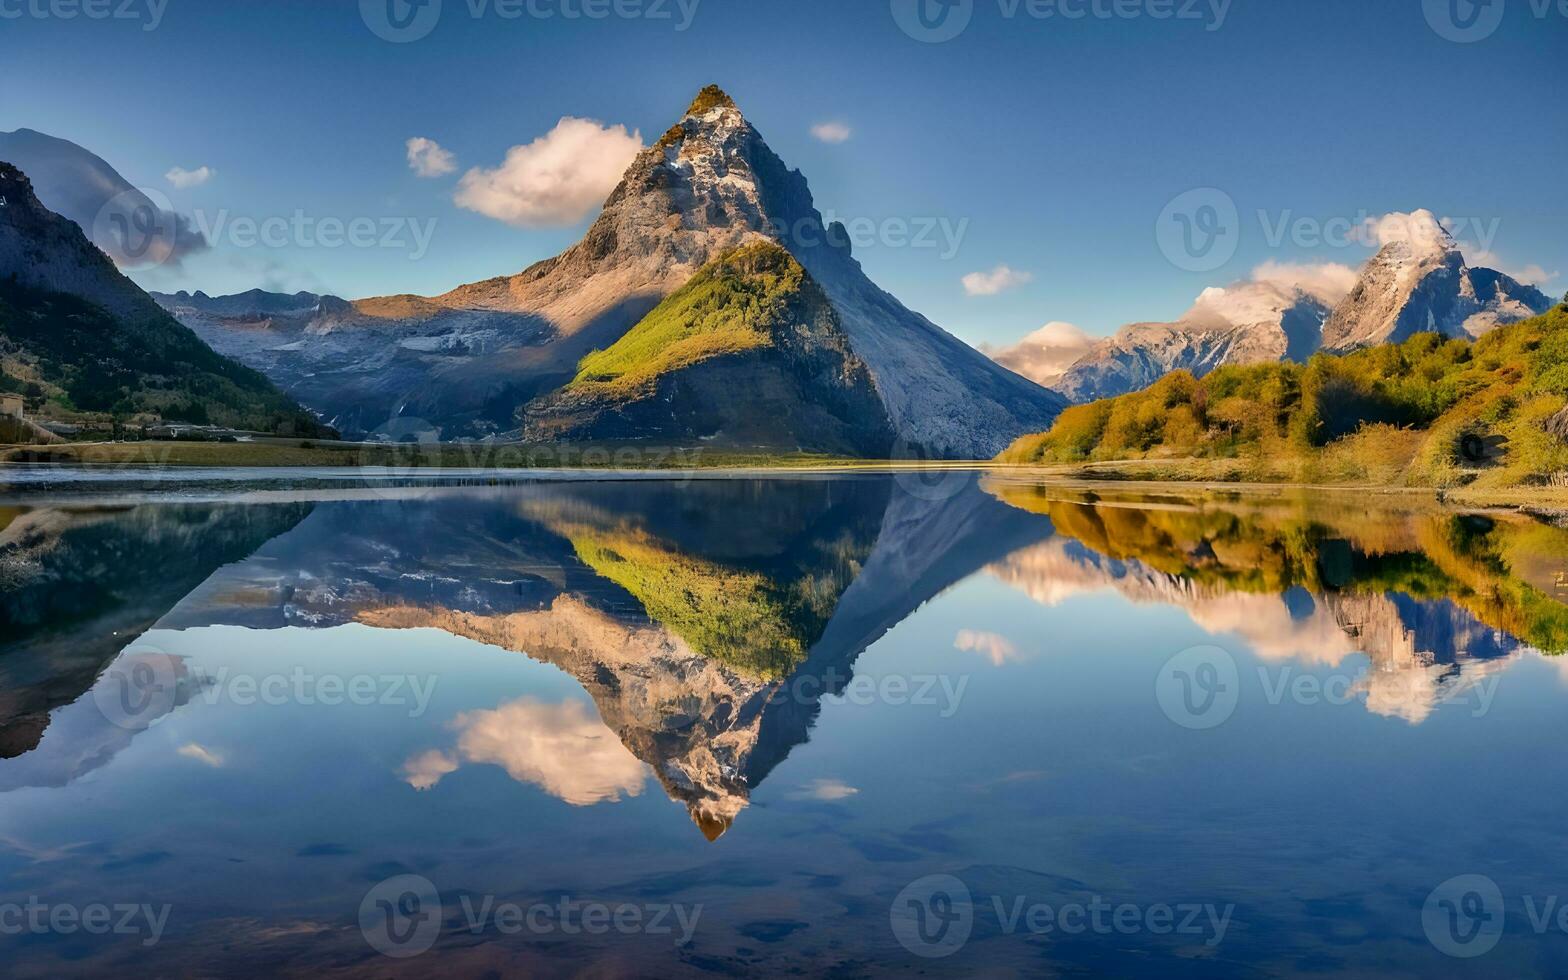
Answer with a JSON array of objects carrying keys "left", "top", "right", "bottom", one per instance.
[
  {"left": 522, "top": 241, "right": 894, "bottom": 455},
  {"left": 0, "top": 127, "right": 207, "bottom": 268},
  {"left": 1040, "top": 221, "right": 1551, "bottom": 404},
  {"left": 1052, "top": 281, "right": 1332, "bottom": 403},
  {"left": 1321, "top": 229, "right": 1551, "bottom": 351},
  {"left": 0, "top": 162, "right": 327, "bottom": 432},
  {"left": 157, "top": 87, "right": 1064, "bottom": 454}
]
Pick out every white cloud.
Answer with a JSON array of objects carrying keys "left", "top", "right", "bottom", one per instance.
[
  {"left": 1358, "top": 209, "right": 1456, "bottom": 253},
  {"left": 165, "top": 166, "right": 214, "bottom": 189},
  {"left": 955, "top": 629, "right": 1026, "bottom": 666},
  {"left": 986, "top": 321, "right": 1095, "bottom": 387},
  {"left": 810, "top": 121, "right": 852, "bottom": 144},
  {"left": 790, "top": 778, "right": 860, "bottom": 801},
  {"left": 454, "top": 117, "right": 644, "bottom": 227},
  {"left": 405, "top": 137, "right": 457, "bottom": 178},
  {"left": 177, "top": 743, "right": 225, "bottom": 767},
  {"left": 401, "top": 697, "right": 647, "bottom": 805},
  {"left": 1249, "top": 260, "right": 1360, "bottom": 304},
  {"left": 963, "top": 264, "right": 1034, "bottom": 297},
  {"left": 1467, "top": 250, "right": 1560, "bottom": 288}
]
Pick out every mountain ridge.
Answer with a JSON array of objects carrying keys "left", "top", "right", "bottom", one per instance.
[
  {"left": 0, "top": 161, "right": 328, "bottom": 433},
  {"left": 151, "top": 86, "right": 1065, "bottom": 455}
]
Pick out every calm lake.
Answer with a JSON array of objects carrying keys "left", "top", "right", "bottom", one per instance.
[{"left": 2, "top": 470, "right": 1567, "bottom": 976}]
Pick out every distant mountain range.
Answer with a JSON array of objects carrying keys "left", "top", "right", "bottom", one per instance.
[
  {"left": 0, "top": 161, "right": 326, "bottom": 433},
  {"left": 151, "top": 87, "right": 1065, "bottom": 455},
  {"left": 1001, "top": 223, "right": 1553, "bottom": 404}
]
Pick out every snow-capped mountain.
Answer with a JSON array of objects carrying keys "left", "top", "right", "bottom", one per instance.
[
  {"left": 155, "top": 87, "right": 1064, "bottom": 454},
  {"left": 1035, "top": 216, "right": 1553, "bottom": 403},
  {"left": 1321, "top": 227, "right": 1551, "bottom": 351},
  {"left": 1050, "top": 280, "right": 1333, "bottom": 404}
]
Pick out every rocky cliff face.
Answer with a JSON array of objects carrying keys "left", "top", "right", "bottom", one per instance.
[
  {"left": 1321, "top": 234, "right": 1551, "bottom": 352},
  {"left": 0, "top": 161, "right": 162, "bottom": 322},
  {"left": 1051, "top": 281, "right": 1332, "bottom": 403},
  {"left": 1040, "top": 216, "right": 1552, "bottom": 404},
  {"left": 157, "top": 87, "right": 1064, "bottom": 454}
]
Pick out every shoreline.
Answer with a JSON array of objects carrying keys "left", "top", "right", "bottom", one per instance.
[{"left": 2, "top": 445, "right": 1566, "bottom": 513}]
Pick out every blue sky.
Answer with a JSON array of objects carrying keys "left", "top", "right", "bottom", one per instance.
[{"left": 3, "top": 0, "right": 1564, "bottom": 348}]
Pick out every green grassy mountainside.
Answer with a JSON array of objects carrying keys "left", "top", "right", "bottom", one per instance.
[
  {"left": 1000, "top": 303, "right": 1568, "bottom": 489},
  {"left": 523, "top": 241, "right": 894, "bottom": 456},
  {"left": 0, "top": 159, "right": 329, "bottom": 435},
  {"left": 0, "top": 279, "right": 328, "bottom": 432}
]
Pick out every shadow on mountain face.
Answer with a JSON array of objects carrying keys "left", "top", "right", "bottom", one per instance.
[
  {"left": 0, "top": 503, "right": 313, "bottom": 760},
  {"left": 33, "top": 477, "right": 1046, "bottom": 836}
]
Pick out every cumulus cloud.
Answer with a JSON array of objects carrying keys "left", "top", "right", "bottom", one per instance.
[
  {"left": 790, "top": 778, "right": 860, "bottom": 801},
  {"left": 405, "top": 137, "right": 457, "bottom": 178},
  {"left": 955, "top": 629, "right": 1026, "bottom": 666},
  {"left": 985, "top": 321, "right": 1095, "bottom": 387},
  {"left": 1249, "top": 260, "right": 1360, "bottom": 304},
  {"left": 1358, "top": 209, "right": 1457, "bottom": 253},
  {"left": 454, "top": 117, "right": 644, "bottom": 227},
  {"left": 1467, "top": 250, "right": 1560, "bottom": 287},
  {"left": 401, "top": 697, "right": 648, "bottom": 805},
  {"left": 810, "top": 121, "right": 852, "bottom": 144},
  {"left": 177, "top": 743, "right": 225, "bottom": 767},
  {"left": 963, "top": 264, "right": 1034, "bottom": 297},
  {"left": 165, "top": 165, "right": 214, "bottom": 189}
]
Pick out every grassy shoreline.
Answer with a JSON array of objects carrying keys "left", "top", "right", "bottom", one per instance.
[{"left": 5, "top": 439, "right": 1568, "bottom": 512}]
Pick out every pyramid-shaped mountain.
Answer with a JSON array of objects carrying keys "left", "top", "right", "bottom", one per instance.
[{"left": 156, "top": 86, "right": 1065, "bottom": 456}]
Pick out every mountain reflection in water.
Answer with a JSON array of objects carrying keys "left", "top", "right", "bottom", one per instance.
[{"left": 2, "top": 475, "right": 1567, "bottom": 975}]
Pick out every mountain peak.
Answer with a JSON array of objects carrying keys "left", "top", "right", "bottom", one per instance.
[{"left": 686, "top": 84, "right": 737, "bottom": 117}]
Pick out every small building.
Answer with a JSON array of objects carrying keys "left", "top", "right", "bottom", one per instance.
[{"left": 0, "top": 394, "right": 23, "bottom": 419}]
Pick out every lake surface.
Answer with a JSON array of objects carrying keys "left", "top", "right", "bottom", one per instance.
[{"left": 2, "top": 471, "right": 1567, "bottom": 976}]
